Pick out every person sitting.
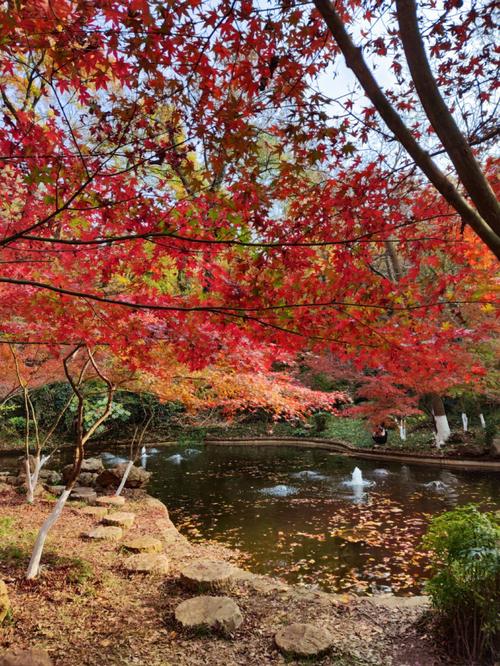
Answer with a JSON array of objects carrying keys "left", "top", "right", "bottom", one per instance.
[{"left": 372, "top": 424, "right": 388, "bottom": 446}]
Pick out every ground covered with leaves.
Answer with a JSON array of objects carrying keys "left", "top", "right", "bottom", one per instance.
[{"left": 0, "top": 487, "right": 454, "bottom": 665}]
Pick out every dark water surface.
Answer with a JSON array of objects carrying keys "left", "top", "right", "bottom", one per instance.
[
  {"left": 143, "top": 445, "right": 499, "bottom": 595},
  {"left": 3, "top": 444, "right": 498, "bottom": 595}
]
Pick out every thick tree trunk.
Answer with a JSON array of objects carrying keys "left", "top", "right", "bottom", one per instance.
[
  {"left": 461, "top": 413, "right": 468, "bottom": 432},
  {"left": 313, "top": 0, "right": 500, "bottom": 258},
  {"left": 395, "top": 0, "right": 500, "bottom": 237},
  {"left": 430, "top": 393, "right": 451, "bottom": 445},
  {"left": 479, "top": 413, "right": 486, "bottom": 428},
  {"left": 398, "top": 418, "right": 407, "bottom": 441}
]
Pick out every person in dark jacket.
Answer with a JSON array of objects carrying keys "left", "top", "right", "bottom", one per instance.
[{"left": 372, "top": 424, "right": 388, "bottom": 446}]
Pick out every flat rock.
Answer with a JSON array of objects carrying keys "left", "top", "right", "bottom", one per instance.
[
  {"left": 275, "top": 623, "right": 334, "bottom": 658},
  {"left": 85, "top": 525, "right": 123, "bottom": 541},
  {"left": 175, "top": 596, "right": 243, "bottom": 634},
  {"left": 122, "top": 536, "right": 163, "bottom": 553},
  {"left": 46, "top": 485, "right": 66, "bottom": 495},
  {"left": 0, "top": 648, "right": 53, "bottom": 666},
  {"left": 0, "top": 580, "right": 10, "bottom": 624},
  {"left": 102, "top": 511, "right": 135, "bottom": 528},
  {"left": 144, "top": 496, "right": 169, "bottom": 516},
  {"left": 123, "top": 553, "right": 170, "bottom": 574},
  {"left": 80, "top": 506, "right": 109, "bottom": 519},
  {"left": 180, "top": 559, "right": 237, "bottom": 592},
  {"left": 95, "top": 495, "right": 126, "bottom": 507},
  {"left": 70, "top": 487, "right": 97, "bottom": 504}
]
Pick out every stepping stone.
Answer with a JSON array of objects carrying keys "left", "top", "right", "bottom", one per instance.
[
  {"left": 180, "top": 559, "right": 237, "bottom": 592},
  {"left": 80, "top": 506, "right": 109, "bottom": 519},
  {"left": 175, "top": 596, "right": 243, "bottom": 635},
  {"left": 144, "top": 496, "right": 169, "bottom": 516},
  {"left": 123, "top": 553, "right": 170, "bottom": 574},
  {"left": 95, "top": 495, "right": 126, "bottom": 507},
  {"left": 85, "top": 525, "right": 123, "bottom": 541},
  {"left": 274, "top": 623, "right": 334, "bottom": 658},
  {"left": 0, "top": 648, "right": 53, "bottom": 665},
  {"left": 121, "top": 536, "right": 163, "bottom": 553},
  {"left": 45, "top": 485, "right": 66, "bottom": 496},
  {"left": 0, "top": 580, "right": 10, "bottom": 624},
  {"left": 70, "top": 487, "right": 97, "bottom": 504},
  {"left": 102, "top": 511, "right": 135, "bottom": 528}
]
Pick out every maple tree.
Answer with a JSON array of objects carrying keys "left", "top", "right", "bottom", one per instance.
[{"left": 0, "top": 1, "right": 497, "bottom": 577}]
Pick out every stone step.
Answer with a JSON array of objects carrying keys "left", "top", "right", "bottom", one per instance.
[
  {"left": 95, "top": 495, "right": 126, "bottom": 507},
  {"left": 80, "top": 506, "right": 109, "bottom": 519},
  {"left": 174, "top": 596, "right": 243, "bottom": 635},
  {"left": 123, "top": 553, "right": 170, "bottom": 574},
  {"left": 274, "top": 623, "right": 334, "bottom": 658},
  {"left": 121, "top": 536, "right": 163, "bottom": 553},
  {"left": 84, "top": 525, "right": 123, "bottom": 541},
  {"left": 179, "top": 559, "right": 237, "bottom": 593},
  {"left": 102, "top": 512, "right": 135, "bottom": 529},
  {"left": 69, "top": 487, "right": 97, "bottom": 504}
]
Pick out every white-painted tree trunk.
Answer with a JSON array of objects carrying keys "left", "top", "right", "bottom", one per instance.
[
  {"left": 434, "top": 414, "right": 451, "bottom": 447},
  {"left": 115, "top": 460, "right": 134, "bottom": 497},
  {"left": 26, "top": 488, "right": 72, "bottom": 579},
  {"left": 25, "top": 456, "right": 35, "bottom": 504},
  {"left": 461, "top": 413, "right": 468, "bottom": 432},
  {"left": 398, "top": 418, "right": 407, "bottom": 441},
  {"left": 479, "top": 413, "right": 486, "bottom": 428},
  {"left": 26, "top": 454, "right": 50, "bottom": 504}
]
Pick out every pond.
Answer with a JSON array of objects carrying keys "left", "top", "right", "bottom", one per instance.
[
  {"left": 141, "top": 444, "right": 498, "bottom": 596},
  {"left": 3, "top": 444, "right": 498, "bottom": 595}
]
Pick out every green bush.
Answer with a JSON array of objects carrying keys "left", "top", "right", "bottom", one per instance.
[{"left": 422, "top": 505, "right": 500, "bottom": 664}]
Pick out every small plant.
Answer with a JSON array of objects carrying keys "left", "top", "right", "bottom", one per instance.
[{"left": 422, "top": 505, "right": 500, "bottom": 664}]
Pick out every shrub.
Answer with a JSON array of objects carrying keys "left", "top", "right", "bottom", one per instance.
[{"left": 422, "top": 505, "right": 500, "bottom": 664}]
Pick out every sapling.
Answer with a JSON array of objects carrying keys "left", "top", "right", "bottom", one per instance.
[{"left": 26, "top": 345, "right": 116, "bottom": 579}]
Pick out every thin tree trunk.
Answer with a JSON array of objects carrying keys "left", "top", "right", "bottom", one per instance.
[
  {"left": 26, "top": 488, "right": 72, "bottom": 579},
  {"left": 115, "top": 460, "right": 134, "bottom": 497}
]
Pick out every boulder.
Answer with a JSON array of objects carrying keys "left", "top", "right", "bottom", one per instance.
[
  {"left": 102, "top": 511, "right": 136, "bottom": 528},
  {"left": 0, "top": 649, "right": 53, "bottom": 666},
  {"left": 123, "top": 553, "right": 170, "bottom": 574},
  {"left": 61, "top": 458, "right": 104, "bottom": 480},
  {"left": 0, "top": 483, "right": 10, "bottom": 494},
  {"left": 17, "top": 455, "right": 37, "bottom": 474},
  {"left": 122, "top": 536, "right": 163, "bottom": 554},
  {"left": 80, "top": 506, "right": 109, "bottom": 519},
  {"left": 80, "top": 457, "right": 104, "bottom": 473},
  {"left": 0, "top": 580, "right": 10, "bottom": 624},
  {"left": 274, "top": 623, "right": 334, "bottom": 658},
  {"left": 95, "top": 495, "right": 126, "bottom": 508},
  {"left": 179, "top": 559, "right": 237, "bottom": 593},
  {"left": 490, "top": 437, "right": 500, "bottom": 458},
  {"left": 77, "top": 472, "right": 98, "bottom": 487},
  {"left": 96, "top": 463, "right": 151, "bottom": 489},
  {"left": 38, "top": 470, "right": 62, "bottom": 485},
  {"left": 175, "top": 596, "right": 243, "bottom": 634},
  {"left": 85, "top": 525, "right": 123, "bottom": 541}
]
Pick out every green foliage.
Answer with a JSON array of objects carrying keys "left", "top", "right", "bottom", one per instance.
[
  {"left": 422, "top": 505, "right": 500, "bottom": 663},
  {"left": 484, "top": 422, "right": 497, "bottom": 447}
]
